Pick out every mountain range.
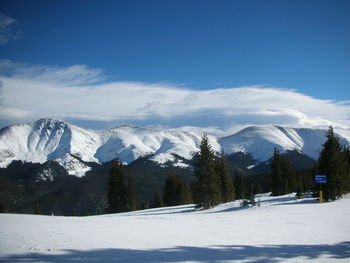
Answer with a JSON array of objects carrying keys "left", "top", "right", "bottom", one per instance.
[{"left": 1, "top": 118, "right": 349, "bottom": 177}]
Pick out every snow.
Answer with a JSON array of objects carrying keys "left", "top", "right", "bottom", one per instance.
[
  {"left": 55, "top": 154, "right": 91, "bottom": 178},
  {"left": 1, "top": 193, "right": 349, "bottom": 262},
  {"left": 219, "top": 125, "right": 350, "bottom": 162},
  {"left": 246, "top": 164, "right": 255, "bottom": 170},
  {"left": 35, "top": 168, "right": 54, "bottom": 182},
  {"left": 1, "top": 119, "right": 349, "bottom": 177},
  {"left": 0, "top": 120, "right": 219, "bottom": 175}
]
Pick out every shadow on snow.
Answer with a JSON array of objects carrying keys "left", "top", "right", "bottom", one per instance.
[
  {"left": 2, "top": 242, "right": 349, "bottom": 263},
  {"left": 273, "top": 199, "right": 318, "bottom": 206}
]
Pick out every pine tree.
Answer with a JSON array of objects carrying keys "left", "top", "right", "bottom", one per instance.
[
  {"left": 163, "top": 173, "right": 192, "bottom": 206},
  {"left": 295, "top": 174, "right": 303, "bottom": 198},
  {"left": 34, "top": 203, "right": 41, "bottom": 215},
  {"left": 73, "top": 208, "right": 78, "bottom": 217},
  {"left": 192, "top": 134, "right": 221, "bottom": 209},
  {"left": 176, "top": 180, "right": 192, "bottom": 205},
  {"left": 342, "top": 146, "right": 350, "bottom": 193},
  {"left": 149, "top": 192, "right": 164, "bottom": 208},
  {"left": 270, "top": 149, "right": 296, "bottom": 196},
  {"left": 317, "top": 127, "right": 348, "bottom": 201},
  {"left": 271, "top": 148, "right": 283, "bottom": 196},
  {"left": 281, "top": 156, "right": 296, "bottom": 194},
  {"left": 107, "top": 161, "right": 127, "bottom": 213},
  {"left": 0, "top": 199, "right": 5, "bottom": 213},
  {"left": 126, "top": 173, "right": 137, "bottom": 211},
  {"left": 234, "top": 171, "right": 244, "bottom": 200},
  {"left": 163, "top": 173, "right": 180, "bottom": 206},
  {"left": 215, "top": 152, "right": 235, "bottom": 202},
  {"left": 182, "top": 180, "right": 192, "bottom": 204}
]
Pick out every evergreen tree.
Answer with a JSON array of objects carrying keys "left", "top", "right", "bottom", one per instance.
[
  {"left": 163, "top": 173, "right": 192, "bottom": 206},
  {"left": 234, "top": 171, "right": 244, "bottom": 200},
  {"left": 107, "top": 161, "right": 127, "bottom": 213},
  {"left": 34, "top": 203, "right": 41, "bottom": 215},
  {"left": 317, "top": 127, "right": 348, "bottom": 201},
  {"left": 281, "top": 156, "right": 296, "bottom": 194},
  {"left": 163, "top": 173, "right": 180, "bottom": 206},
  {"left": 176, "top": 180, "right": 192, "bottom": 205},
  {"left": 342, "top": 146, "right": 350, "bottom": 192},
  {"left": 270, "top": 149, "right": 296, "bottom": 196},
  {"left": 0, "top": 199, "right": 5, "bottom": 213},
  {"left": 270, "top": 148, "right": 283, "bottom": 196},
  {"left": 73, "top": 208, "right": 78, "bottom": 217},
  {"left": 139, "top": 203, "right": 147, "bottom": 210},
  {"left": 149, "top": 192, "right": 164, "bottom": 208},
  {"left": 295, "top": 174, "right": 303, "bottom": 198},
  {"left": 126, "top": 173, "right": 138, "bottom": 211},
  {"left": 215, "top": 152, "right": 235, "bottom": 202},
  {"left": 182, "top": 180, "right": 193, "bottom": 204},
  {"left": 192, "top": 134, "right": 221, "bottom": 209},
  {"left": 83, "top": 207, "right": 89, "bottom": 216}
]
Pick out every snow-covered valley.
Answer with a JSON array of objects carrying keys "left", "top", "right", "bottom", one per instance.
[{"left": 1, "top": 193, "right": 349, "bottom": 263}]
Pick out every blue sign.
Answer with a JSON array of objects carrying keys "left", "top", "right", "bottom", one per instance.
[{"left": 315, "top": 175, "right": 327, "bottom": 184}]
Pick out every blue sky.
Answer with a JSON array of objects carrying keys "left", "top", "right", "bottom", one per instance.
[{"left": 0, "top": 0, "right": 349, "bottom": 132}]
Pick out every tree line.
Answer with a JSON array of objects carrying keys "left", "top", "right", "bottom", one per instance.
[
  {"left": 106, "top": 134, "right": 241, "bottom": 212},
  {"left": 3, "top": 126, "right": 348, "bottom": 215},
  {"left": 269, "top": 126, "right": 350, "bottom": 201},
  {"left": 105, "top": 126, "right": 350, "bottom": 213}
]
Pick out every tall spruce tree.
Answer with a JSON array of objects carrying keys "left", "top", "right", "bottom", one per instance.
[
  {"left": 126, "top": 173, "right": 137, "bottom": 211},
  {"left": 271, "top": 148, "right": 283, "bottom": 196},
  {"left": 0, "top": 199, "right": 4, "bottom": 213},
  {"left": 149, "top": 192, "right": 164, "bottom": 208},
  {"left": 343, "top": 147, "right": 350, "bottom": 192},
  {"left": 234, "top": 171, "right": 245, "bottom": 200},
  {"left": 176, "top": 180, "right": 192, "bottom": 205},
  {"left": 34, "top": 203, "right": 41, "bottom": 215},
  {"left": 295, "top": 174, "right": 304, "bottom": 198},
  {"left": 270, "top": 149, "right": 296, "bottom": 196},
  {"left": 215, "top": 152, "right": 235, "bottom": 202},
  {"left": 193, "top": 134, "right": 221, "bottom": 209},
  {"left": 317, "top": 127, "right": 347, "bottom": 201},
  {"left": 163, "top": 173, "right": 180, "bottom": 206},
  {"left": 163, "top": 173, "right": 192, "bottom": 206},
  {"left": 107, "top": 161, "right": 127, "bottom": 213},
  {"left": 281, "top": 156, "right": 296, "bottom": 194}
]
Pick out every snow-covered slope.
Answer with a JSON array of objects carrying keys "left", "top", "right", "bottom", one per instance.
[
  {"left": 1, "top": 193, "right": 350, "bottom": 262},
  {"left": 0, "top": 119, "right": 220, "bottom": 175},
  {"left": 0, "top": 119, "right": 349, "bottom": 176},
  {"left": 219, "top": 125, "right": 350, "bottom": 161}
]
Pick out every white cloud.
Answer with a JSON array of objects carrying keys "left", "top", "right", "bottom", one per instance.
[
  {"left": 0, "top": 14, "right": 22, "bottom": 45},
  {"left": 0, "top": 105, "right": 31, "bottom": 120},
  {"left": 0, "top": 60, "right": 349, "bottom": 134}
]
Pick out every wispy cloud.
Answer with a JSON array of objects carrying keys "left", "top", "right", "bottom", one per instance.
[
  {"left": 0, "top": 60, "right": 104, "bottom": 85},
  {"left": 0, "top": 60, "right": 349, "bottom": 134},
  {"left": 0, "top": 14, "right": 22, "bottom": 45}
]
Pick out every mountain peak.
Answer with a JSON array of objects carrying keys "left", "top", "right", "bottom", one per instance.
[{"left": 1, "top": 119, "right": 349, "bottom": 176}]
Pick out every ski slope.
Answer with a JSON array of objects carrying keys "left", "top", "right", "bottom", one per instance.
[{"left": 1, "top": 193, "right": 349, "bottom": 262}]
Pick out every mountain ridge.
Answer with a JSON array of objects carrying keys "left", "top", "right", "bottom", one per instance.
[{"left": 1, "top": 118, "right": 349, "bottom": 176}]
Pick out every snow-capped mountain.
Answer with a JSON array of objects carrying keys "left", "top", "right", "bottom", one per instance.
[
  {"left": 0, "top": 119, "right": 349, "bottom": 177},
  {"left": 0, "top": 119, "right": 219, "bottom": 176},
  {"left": 220, "top": 125, "right": 349, "bottom": 161}
]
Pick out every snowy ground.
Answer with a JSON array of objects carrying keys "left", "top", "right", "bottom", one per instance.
[{"left": 1, "top": 193, "right": 349, "bottom": 262}]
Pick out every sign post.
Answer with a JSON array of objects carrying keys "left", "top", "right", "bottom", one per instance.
[{"left": 315, "top": 175, "right": 327, "bottom": 203}]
